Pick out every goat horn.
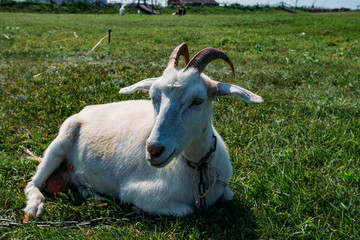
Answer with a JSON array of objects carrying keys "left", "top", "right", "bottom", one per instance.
[
  {"left": 167, "top": 43, "right": 190, "bottom": 68},
  {"left": 184, "top": 47, "right": 235, "bottom": 77}
]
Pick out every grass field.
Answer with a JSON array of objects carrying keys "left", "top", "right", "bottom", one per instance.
[{"left": 1, "top": 10, "right": 359, "bottom": 239}]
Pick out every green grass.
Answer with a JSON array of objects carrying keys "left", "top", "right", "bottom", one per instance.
[
  {"left": 1, "top": 11, "right": 360, "bottom": 239},
  {"left": 0, "top": 1, "right": 278, "bottom": 15},
  {"left": 0, "top": 1, "right": 120, "bottom": 14},
  {"left": 0, "top": 1, "right": 311, "bottom": 15}
]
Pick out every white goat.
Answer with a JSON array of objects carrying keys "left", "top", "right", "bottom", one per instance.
[
  {"left": 23, "top": 43, "right": 263, "bottom": 220},
  {"left": 120, "top": 5, "right": 125, "bottom": 15}
]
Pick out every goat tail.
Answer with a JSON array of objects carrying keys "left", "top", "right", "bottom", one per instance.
[{"left": 20, "top": 146, "right": 42, "bottom": 163}]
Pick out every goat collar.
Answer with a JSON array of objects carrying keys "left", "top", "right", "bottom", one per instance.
[
  {"left": 182, "top": 135, "right": 217, "bottom": 209},
  {"left": 183, "top": 135, "right": 217, "bottom": 170}
]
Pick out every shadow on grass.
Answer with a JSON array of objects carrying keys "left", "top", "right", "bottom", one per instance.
[
  {"left": 127, "top": 198, "right": 258, "bottom": 239},
  {"left": 41, "top": 190, "right": 258, "bottom": 239},
  {"left": 188, "top": 200, "right": 259, "bottom": 239}
]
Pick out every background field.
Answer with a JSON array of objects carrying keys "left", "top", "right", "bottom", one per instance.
[{"left": 1, "top": 10, "right": 359, "bottom": 239}]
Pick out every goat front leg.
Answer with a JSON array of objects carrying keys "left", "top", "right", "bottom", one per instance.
[
  {"left": 74, "top": 183, "right": 109, "bottom": 207},
  {"left": 154, "top": 202, "right": 194, "bottom": 217},
  {"left": 222, "top": 186, "right": 234, "bottom": 202},
  {"left": 132, "top": 200, "right": 194, "bottom": 217},
  {"left": 123, "top": 182, "right": 195, "bottom": 217}
]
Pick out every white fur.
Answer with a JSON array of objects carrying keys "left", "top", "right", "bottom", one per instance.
[
  {"left": 120, "top": 5, "right": 125, "bottom": 15},
  {"left": 24, "top": 58, "right": 262, "bottom": 218}
]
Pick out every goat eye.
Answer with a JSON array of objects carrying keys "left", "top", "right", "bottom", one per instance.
[{"left": 190, "top": 98, "right": 204, "bottom": 107}]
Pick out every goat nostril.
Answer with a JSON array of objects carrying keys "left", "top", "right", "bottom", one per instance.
[{"left": 147, "top": 143, "right": 165, "bottom": 159}]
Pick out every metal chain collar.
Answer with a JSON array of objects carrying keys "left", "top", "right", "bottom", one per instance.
[{"left": 182, "top": 135, "right": 217, "bottom": 209}]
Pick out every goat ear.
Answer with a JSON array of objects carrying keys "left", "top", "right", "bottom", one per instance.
[
  {"left": 119, "top": 78, "right": 158, "bottom": 94},
  {"left": 209, "top": 80, "right": 263, "bottom": 103}
]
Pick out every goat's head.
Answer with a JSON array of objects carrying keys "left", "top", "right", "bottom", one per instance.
[{"left": 119, "top": 43, "right": 263, "bottom": 168}]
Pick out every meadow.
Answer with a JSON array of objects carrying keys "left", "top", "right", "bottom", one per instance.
[{"left": 1, "top": 10, "right": 359, "bottom": 239}]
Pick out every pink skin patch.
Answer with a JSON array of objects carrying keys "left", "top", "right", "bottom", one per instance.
[{"left": 46, "top": 161, "right": 74, "bottom": 196}]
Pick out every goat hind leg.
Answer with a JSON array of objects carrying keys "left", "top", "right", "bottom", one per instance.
[{"left": 23, "top": 138, "right": 68, "bottom": 219}]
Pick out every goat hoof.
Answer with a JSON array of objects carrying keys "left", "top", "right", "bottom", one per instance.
[
  {"left": 95, "top": 200, "right": 108, "bottom": 208},
  {"left": 23, "top": 213, "right": 31, "bottom": 223},
  {"left": 131, "top": 205, "right": 142, "bottom": 214},
  {"left": 222, "top": 188, "right": 234, "bottom": 202}
]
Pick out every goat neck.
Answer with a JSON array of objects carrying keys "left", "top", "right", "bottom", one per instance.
[{"left": 181, "top": 122, "right": 215, "bottom": 164}]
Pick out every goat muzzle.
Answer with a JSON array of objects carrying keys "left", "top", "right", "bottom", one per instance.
[{"left": 147, "top": 142, "right": 165, "bottom": 161}]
